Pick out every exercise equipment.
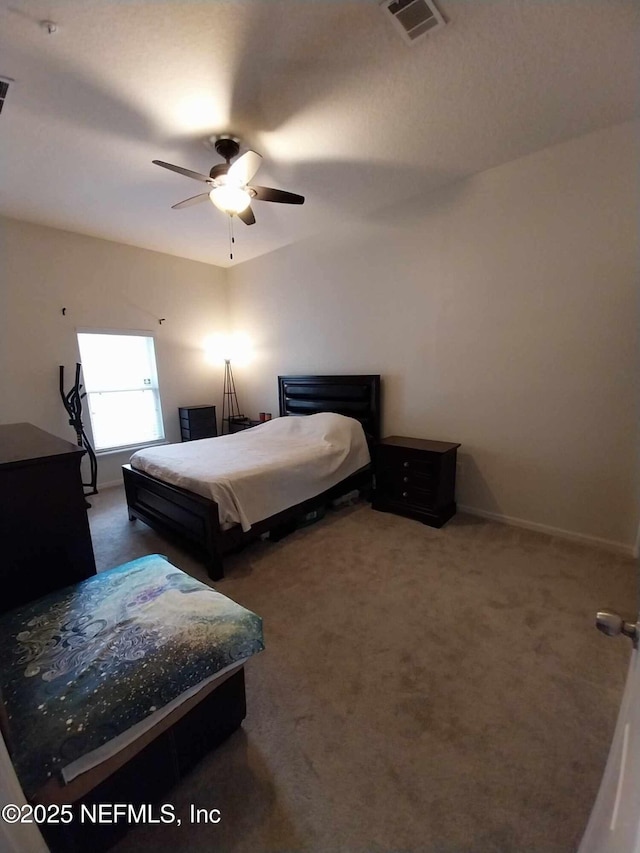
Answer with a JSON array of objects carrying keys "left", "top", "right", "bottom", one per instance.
[{"left": 59, "top": 363, "right": 98, "bottom": 498}]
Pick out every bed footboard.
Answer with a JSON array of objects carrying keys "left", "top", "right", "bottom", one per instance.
[
  {"left": 123, "top": 463, "right": 373, "bottom": 580},
  {"left": 122, "top": 464, "right": 225, "bottom": 580}
]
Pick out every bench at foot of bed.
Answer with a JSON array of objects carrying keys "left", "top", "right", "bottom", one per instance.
[
  {"left": 0, "top": 554, "right": 264, "bottom": 852},
  {"left": 40, "top": 667, "right": 246, "bottom": 853}
]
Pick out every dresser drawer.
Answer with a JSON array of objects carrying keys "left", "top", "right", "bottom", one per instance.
[
  {"left": 180, "top": 414, "right": 215, "bottom": 430},
  {"left": 179, "top": 407, "right": 215, "bottom": 427},
  {"left": 180, "top": 425, "right": 214, "bottom": 442},
  {"left": 184, "top": 410, "right": 212, "bottom": 428}
]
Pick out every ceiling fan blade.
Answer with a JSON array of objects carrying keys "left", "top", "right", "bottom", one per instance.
[
  {"left": 237, "top": 206, "right": 256, "bottom": 226},
  {"left": 227, "top": 150, "right": 263, "bottom": 185},
  {"left": 250, "top": 186, "right": 305, "bottom": 205},
  {"left": 153, "top": 160, "right": 211, "bottom": 183},
  {"left": 171, "top": 193, "right": 210, "bottom": 210}
]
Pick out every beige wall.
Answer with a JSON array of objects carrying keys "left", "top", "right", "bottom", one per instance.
[
  {"left": 2, "top": 122, "right": 637, "bottom": 550},
  {"left": 0, "top": 217, "right": 228, "bottom": 484},
  {"left": 228, "top": 121, "right": 639, "bottom": 551}
]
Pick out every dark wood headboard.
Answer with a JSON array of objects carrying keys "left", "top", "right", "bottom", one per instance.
[{"left": 278, "top": 375, "right": 381, "bottom": 445}]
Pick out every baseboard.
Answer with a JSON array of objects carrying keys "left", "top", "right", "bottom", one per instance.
[
  {"left": 458, "top": 504, "right": 635, "bottom": 557},
  {"left": 90, "top": 480, "right": 639, "bottom": 558}
]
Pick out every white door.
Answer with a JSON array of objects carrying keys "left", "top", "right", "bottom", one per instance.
[
  {"left": 579, "top": 613, "right": 640, "bottom": 853},
  {"left": 0, "top": 732, "right": 48, "bottom": 852}
]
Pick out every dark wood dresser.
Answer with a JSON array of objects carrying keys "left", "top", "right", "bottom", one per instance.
[
  {"left": 179, "top": 405, "right": 217, "bottom": 441},
  {"left": 0, "top": 423, "right": 96, "bottom": 613},
  {"left": 372, "top": 435, "right": 461, "bottom": 528}
]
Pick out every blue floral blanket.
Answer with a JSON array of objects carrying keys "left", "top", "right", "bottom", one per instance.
[{"left": 0, "top": 554, "right": 264, "bottom": 797}]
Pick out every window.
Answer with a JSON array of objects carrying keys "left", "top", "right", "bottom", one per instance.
[{"left": 77, "top": 331, "right": 165, "bottom": 452}]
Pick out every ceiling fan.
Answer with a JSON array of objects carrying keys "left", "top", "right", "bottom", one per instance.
[{"left": 153, "top": 136, "right": 305, "bottom": 226}]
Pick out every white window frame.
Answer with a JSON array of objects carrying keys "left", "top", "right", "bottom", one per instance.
[{"left": 76, "top": 327, "right": 166, "bottom": 454}]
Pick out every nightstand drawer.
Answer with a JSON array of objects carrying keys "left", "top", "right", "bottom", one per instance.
[
  {"left": 377, "top": 446, "right": 438, "bottom": 477},
  {"left": 227, "top": 418, "right": 261, "bottom": 434},
  {"left": 377, "top": 482, "right": 437, "bottom": 508},
  {"left": 376, "top": 468, "right": 437, "bottom": 493}
]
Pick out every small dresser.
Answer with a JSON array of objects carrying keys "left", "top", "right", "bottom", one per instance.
[
  {"left": 179, "top": 405, "right": 218, "bottom": 441},
  {"left": 372, "top": 435, "right": 461, "bottom": 528},
  {"left": 0, "top": 423, "right": 97, "bottom": 613}
]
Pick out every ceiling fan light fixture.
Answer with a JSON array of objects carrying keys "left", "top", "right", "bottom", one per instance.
[
  {"left": 154, "top": 140, "right": 304, "bottom": 229},
  {"left": 209, "top": 185, "right": 251, "bottom": 215}
]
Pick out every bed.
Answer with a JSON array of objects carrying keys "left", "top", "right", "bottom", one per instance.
[{"left": 123, "top": 374, "right": 381, "bottom": 580}]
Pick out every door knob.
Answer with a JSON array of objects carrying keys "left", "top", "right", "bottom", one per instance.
[{"left": 596, "top": 611, "right": 639, "bottom": 648}]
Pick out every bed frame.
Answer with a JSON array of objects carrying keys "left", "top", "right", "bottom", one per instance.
[{"left": 123, "top": 374, "right": 381, "bottom": 580}]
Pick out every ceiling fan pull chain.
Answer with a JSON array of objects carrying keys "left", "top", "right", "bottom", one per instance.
[
  {"left": 231, "top": 214, "right": 235, "bottom": 246},
  {"left": 228, "top": 214, "right": 233, "bottom": 261}
]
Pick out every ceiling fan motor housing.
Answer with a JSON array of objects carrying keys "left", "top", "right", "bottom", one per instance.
[
  {"left": 214, "top": 136, "right": 240, "bottom": 163},
  {"left": 209, "top": 163, "right": 230, "bottom": 180}
]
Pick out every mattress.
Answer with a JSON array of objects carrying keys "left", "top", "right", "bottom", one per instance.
[
  {"left": 0, "top": 554, "right": 264, "bottom": 798},
  {"left": 130, "top": 411, "right": 371, "bottom": 532}
]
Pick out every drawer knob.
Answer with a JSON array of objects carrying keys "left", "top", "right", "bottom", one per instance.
[
  {"left": 402, "top": 491, "right": 408, "bottom": 498},
  {"left": 403, "top": 476, "right": 408, "bottom": 483},
  {"left": 403, "top": 461, "right": 409, "bottom": 468}
]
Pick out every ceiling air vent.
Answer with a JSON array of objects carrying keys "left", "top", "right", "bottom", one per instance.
[
  {"left": 380, "top": 0, "right": 445, "bottom": 45},
  {"left": 0, "top": 76, "right": 14, "bottom": 115}
]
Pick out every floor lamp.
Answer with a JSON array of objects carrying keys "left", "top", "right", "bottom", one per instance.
[{"left": 221, "top": 359, "right": 242, "bottom": 433}]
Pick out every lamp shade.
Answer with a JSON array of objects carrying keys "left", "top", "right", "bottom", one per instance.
[{"left": 203, "top": 332, "right": 253, "bottom": 365}]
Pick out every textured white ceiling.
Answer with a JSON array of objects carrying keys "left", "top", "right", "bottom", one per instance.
[{"left": 0, "top": 0, "right": 638, "bottom": 267}]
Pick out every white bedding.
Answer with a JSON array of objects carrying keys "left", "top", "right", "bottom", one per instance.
[{"left": 130, "top": 412, "right": 371, "bottom": 531}]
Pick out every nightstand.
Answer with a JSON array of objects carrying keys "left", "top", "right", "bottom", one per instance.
[
  {"left": 372, "top": 436, "right": 461, "bottom": 528},
  {"left": 179, "top": 405, "right": 217, "bottom": 441},
  {"left": 227, "top": 417, "right": 262, "bottom": 434}
]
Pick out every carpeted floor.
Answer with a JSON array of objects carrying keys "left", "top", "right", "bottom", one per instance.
[{"left": 88, "top": 486, "right": 636, "bottom": 853}]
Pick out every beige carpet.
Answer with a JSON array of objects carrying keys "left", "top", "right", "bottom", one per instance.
[{"left": 88, "top": 486, "right": 636, "bottom": 853}]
